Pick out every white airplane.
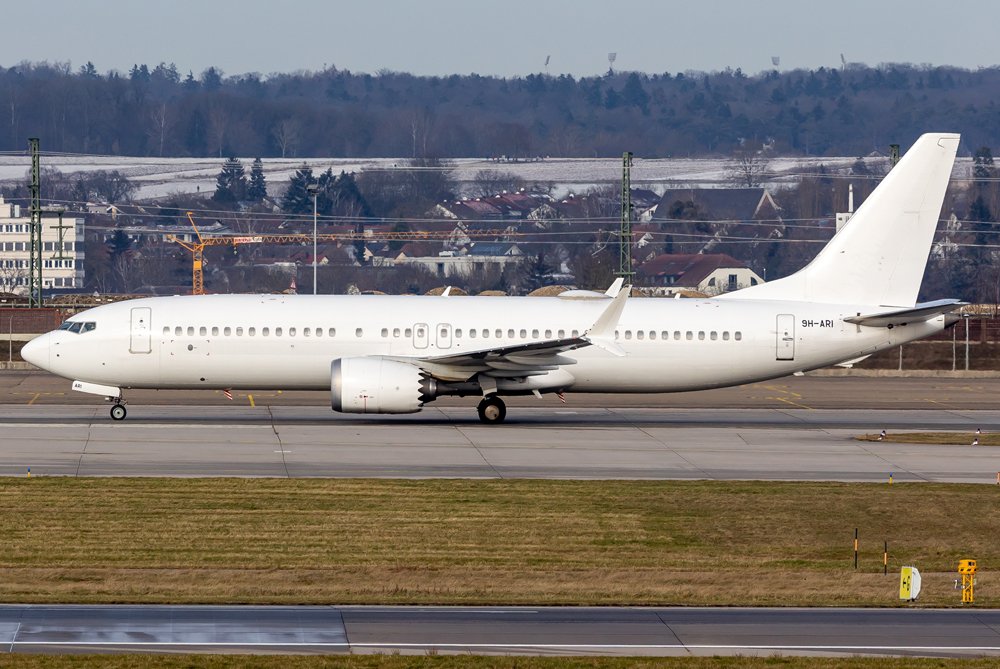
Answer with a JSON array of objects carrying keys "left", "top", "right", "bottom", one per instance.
[{"left": 23, "top": 133, "right": 963, "bottom": 423}]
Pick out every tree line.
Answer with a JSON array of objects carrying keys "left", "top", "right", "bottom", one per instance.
[{"left": 4, "top": 60, "right": 1000, "bottom": 158}]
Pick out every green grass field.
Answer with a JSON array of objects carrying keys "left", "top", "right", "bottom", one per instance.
[{"left": 0, "top": 478, "right": 997, "bottom": 607}]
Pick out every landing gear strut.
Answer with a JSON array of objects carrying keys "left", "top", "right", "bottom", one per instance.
[
  {"left": 477, "top": 395, "right": 506, "bottom": 424},
  {"left": 109, "top": 401, "right": 127, "bottom": 421}
]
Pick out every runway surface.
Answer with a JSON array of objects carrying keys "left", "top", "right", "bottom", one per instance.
[
  {"left": 1, "top": 604, "right": 999, "bottom": 657},
  {"left": 2, "top": 404, "right": 1000, "bottom": 481}
]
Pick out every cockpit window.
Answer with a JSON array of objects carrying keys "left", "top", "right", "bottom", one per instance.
[{"left": 58, "top": 321, "right": 96, "bottom": 334}]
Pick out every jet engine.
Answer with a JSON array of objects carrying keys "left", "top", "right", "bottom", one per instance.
[{"left": 331, "top": 356, "right": 437, "bottom": 414}]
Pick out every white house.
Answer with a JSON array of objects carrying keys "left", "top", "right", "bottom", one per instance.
[{"left": 0, "top": 196, "right": 85, "bottom": 294}]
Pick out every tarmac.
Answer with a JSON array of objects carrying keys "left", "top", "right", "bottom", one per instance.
[
  {"left": 1, "top": 604, "right": 999, "bottom": 657},
  {"left": 2, "top": 371, "right": 999, "bottom": 658}
]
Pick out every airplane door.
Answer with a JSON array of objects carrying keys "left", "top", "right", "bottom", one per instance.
[
  {"left": 436, "top": 323, "right": 452, "bottom": 349},
  {"left": 776, "top": 314, "right": 795, "bottom": 360},
  {"left": 413, "top": 323, "right": 429, "bottom": 349},
  {"left": 130, "top": 307, "right": 152, "bottom": 354}
]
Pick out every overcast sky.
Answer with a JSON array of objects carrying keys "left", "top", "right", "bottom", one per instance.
[{"left": 3, "top": 1, "right": 998, "bottom": 78}]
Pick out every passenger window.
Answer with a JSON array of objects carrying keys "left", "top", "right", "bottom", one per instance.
[
  {"left": 544, "top": 329, "right": 552, "bottom": 338},
  {"left": 455, "top": 329, "right": 462, "bottom": 338},
  {"left": 405, "top": 328, "right": 412, "bottom": 337},
  {"left": 262, "top": 327, "right": 269, "bottom": 336},
  {"left": 637, "top": 331, "right": 645, "bottom": 340},
  {"left": 572, "top": 330, "right": 579, "bottom": 338},
  {"left": 355, "top": 328, "right": 363, "bottom": 337},
  {"left": 532, "top": 329, "right": 539, "bottom": 338},
  {"left": 662, "top": 331, "right": 669, "bottom": 340},
  {"left": 163, "top": 327, "right": 170, "bottom": 336},
  {"left": 187, "top": 327, "right": 194, "bottom": 336},
  {"left": 649, "top": 331, "right": 656, "bottom": 340},
  {"left": 224, "top": 327, "right": 231, "bottom": 336},
  {"left": 248, "top": 327, "right": 256, "bottom": 337},
  {"left": 710, "top": 331, "right": 718, "bottom": 341},
  {"left": 200, "top": 326, "right": 207, "bottom": 336},
  {"left": 686, "top": 331, "right": 693, "bottom": 340},
  {"left": 735, "top": 331, "right": 743, "bottom": 341},
  {"left": 315, "top": 327, "right": 322, "bottom": 338},
  {"left": 236, "top": 327, "right": 244, "bottom": 336},
  {"left": 614, "top": 330, "right": 620, "bottom": 340},
  {"left": 304, "top": 328, "right": 311, "bottom": 337},
  {"left": 469, "top": 329, "right": 476, "bottom": 339},
  {"left": 212, "top": 327, "right": 219, "bottom": 336},
  {"left": 482, "top": 329, "right": 489, "bottom": 338},
  {"left": 722, "top": 331, "right": 730, "bottom": 341},
  {"left": 276, "top": 327, "right": 283, "bottom": 337},
  {"left": 381, "top": 328, "right": 388, "bottom": 338},
  {"left": 175, "top": 326, "right": 182, "bottom": 336},
  {"left": 496, "top": 329, "right": 502, "bottom": 338},
  {"left": 674, "top": 331, "right": 681, "bottom": 340},
  {"left": 507, "top": 329, "right": 514, "bottom": 338},
  {"left": 329, "top": 328, "right": 336, "bottom": 337},
  {"left": 698, "top": 331, "right": 705, "bottom": 340},
  {"left": 558, "top": 329, "right": 565, "bottom": 338},
  {"left": 393, "top": 328, "right": 400, "bottom": 337},
  {"left": 289, "top": 328, "right": 297, "bottom": 337},
  {"left": 625, "top": 330, "right": 632, "bottom": 340}
]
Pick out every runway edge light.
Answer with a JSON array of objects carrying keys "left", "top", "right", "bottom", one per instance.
[{"left": 899, "top": 566, "right": 921, "bottom": 601}]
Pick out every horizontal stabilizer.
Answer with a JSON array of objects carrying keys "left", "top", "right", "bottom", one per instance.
[{"left": 844, "top": 299, "right": 966, "bottom": 328}]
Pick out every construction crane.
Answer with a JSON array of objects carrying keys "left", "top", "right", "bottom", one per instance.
[{"left": 168, "top": 212, "right": 520, "bottom": 295}]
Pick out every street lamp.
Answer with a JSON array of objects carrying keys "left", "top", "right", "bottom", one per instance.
[{"left": 305, "top": 184, "right": 319, "bottom": 295}]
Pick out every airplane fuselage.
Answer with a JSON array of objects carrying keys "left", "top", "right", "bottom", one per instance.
[{"left": 31, "top": 293, "right": 943, "bottom": 394}]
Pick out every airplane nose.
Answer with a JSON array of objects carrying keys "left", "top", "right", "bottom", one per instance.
[{"left": 20, "top": 334, "right": 50, "bottom": 370}]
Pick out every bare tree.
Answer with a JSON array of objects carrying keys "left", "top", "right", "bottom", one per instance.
[
  {"left": 272, "top": 118, "right": 301, "bottom": 158},
  {"left": 727, "top": 149, "right": 771, "bottom": 188},
  {"left": 0, "top": 263, "right": 27, "bottom": 294},
  {"left": 207, "top": 105, "right": 229, "bottom": 158},
  {"left": 467, "top": 169, "right": 525, "bottom": 198},
  {"left": 148, "top": 103, "right": 171, "bottom": 157}
]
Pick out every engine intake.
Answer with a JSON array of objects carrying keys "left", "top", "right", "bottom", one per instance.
[{"left": 331, "top": 357, "right": 436, "bottom": 414}]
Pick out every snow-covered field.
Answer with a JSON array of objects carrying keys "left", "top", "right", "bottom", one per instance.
[{"left": 0, "top": 154, "right": 975, "bottom": 202}]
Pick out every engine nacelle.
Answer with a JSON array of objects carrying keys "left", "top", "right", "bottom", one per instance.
[{"left": 331, "top": 357, "right": 436, "bottom": 414}]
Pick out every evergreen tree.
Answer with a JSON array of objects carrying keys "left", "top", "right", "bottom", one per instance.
[
  {"left": 282, "top": 165, "right": 315, "bottom": 214},
  {"left": 212, "top": 157, "right": 247, "bottom": 205},
  {"left": 247, "top": 158, "right": 267, "bottom": 201},
  {"left": 974, "top": 147, "right": 995, "bottom": 181},
  {"left": 521, "top": 252, "right": 554, "bottom": 293},
  {"left": 622, "top": 73, "right": 649, "bottom": 112}
]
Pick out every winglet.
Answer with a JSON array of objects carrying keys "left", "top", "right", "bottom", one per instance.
[
  {"left": 441, "top": 286, "right": 452, "bottom": 297},
  {"left": 603, "top": 277, "right": 624, "bottom": 297},
  {"left": 584, "top": 283, "right": 630, "bottom": 356}
]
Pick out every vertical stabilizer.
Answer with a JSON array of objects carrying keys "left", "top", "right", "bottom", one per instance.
[{"left": 720, "top": 133, "right": 959, "bottom": 307}]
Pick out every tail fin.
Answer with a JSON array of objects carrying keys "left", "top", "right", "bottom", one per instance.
[{"left": 720, "top": 133, "right": 959, "bottom": 307}]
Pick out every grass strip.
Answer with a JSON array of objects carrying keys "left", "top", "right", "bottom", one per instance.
[
  {"left": 0, "top": 478, "right": 998, "bottom": 606},
  {"left": 857, "top": 432, "right": 999, "bottom": 445},
  {"left": 6, "top": 655, "right": 1000, "bottom": 668}
]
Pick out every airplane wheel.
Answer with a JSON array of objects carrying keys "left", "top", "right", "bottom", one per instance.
[
  {"left": 477, "top": 396, "right": 506, "bottom": 424},
  {"left": 110, "top": 404, "right": 127, "bottom": 421}
]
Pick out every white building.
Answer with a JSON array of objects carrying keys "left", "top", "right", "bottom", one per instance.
[{"left": 0, "top": 196, "right": 85, "bottom": 294}]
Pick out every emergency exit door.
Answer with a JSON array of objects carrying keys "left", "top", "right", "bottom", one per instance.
[
  {"left": 776, "top": 314, "right": 795, "bottom": 360},
  {"left": 129, "top": 307, "right": 152, "bottom": 354}
]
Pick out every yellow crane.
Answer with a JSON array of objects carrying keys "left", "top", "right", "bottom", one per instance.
[{"left": 167, "top": 212, "right": 518, "bottom": 295}]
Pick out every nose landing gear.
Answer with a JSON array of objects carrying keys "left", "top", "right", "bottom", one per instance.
[
  {"left": 109, "top": 399, "right": 127, "bottom": 421},
  {"left": 476, "top": 395, "right": 506, "bottom": 424}
]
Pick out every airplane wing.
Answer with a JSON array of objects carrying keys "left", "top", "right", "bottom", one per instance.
[
  {"left": 843, "top": 299, "right": 966, "bottom": 328},
  {"left": 387, "top": 284, "right": 630, "bottom": 383}
]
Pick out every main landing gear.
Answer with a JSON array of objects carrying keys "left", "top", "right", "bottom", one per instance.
[
  {"left": 476, "top": 395, "right": 506, "bottom": 424},
  {"left": 109, "top": 400, "right": 127, "bottom": 421}
]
